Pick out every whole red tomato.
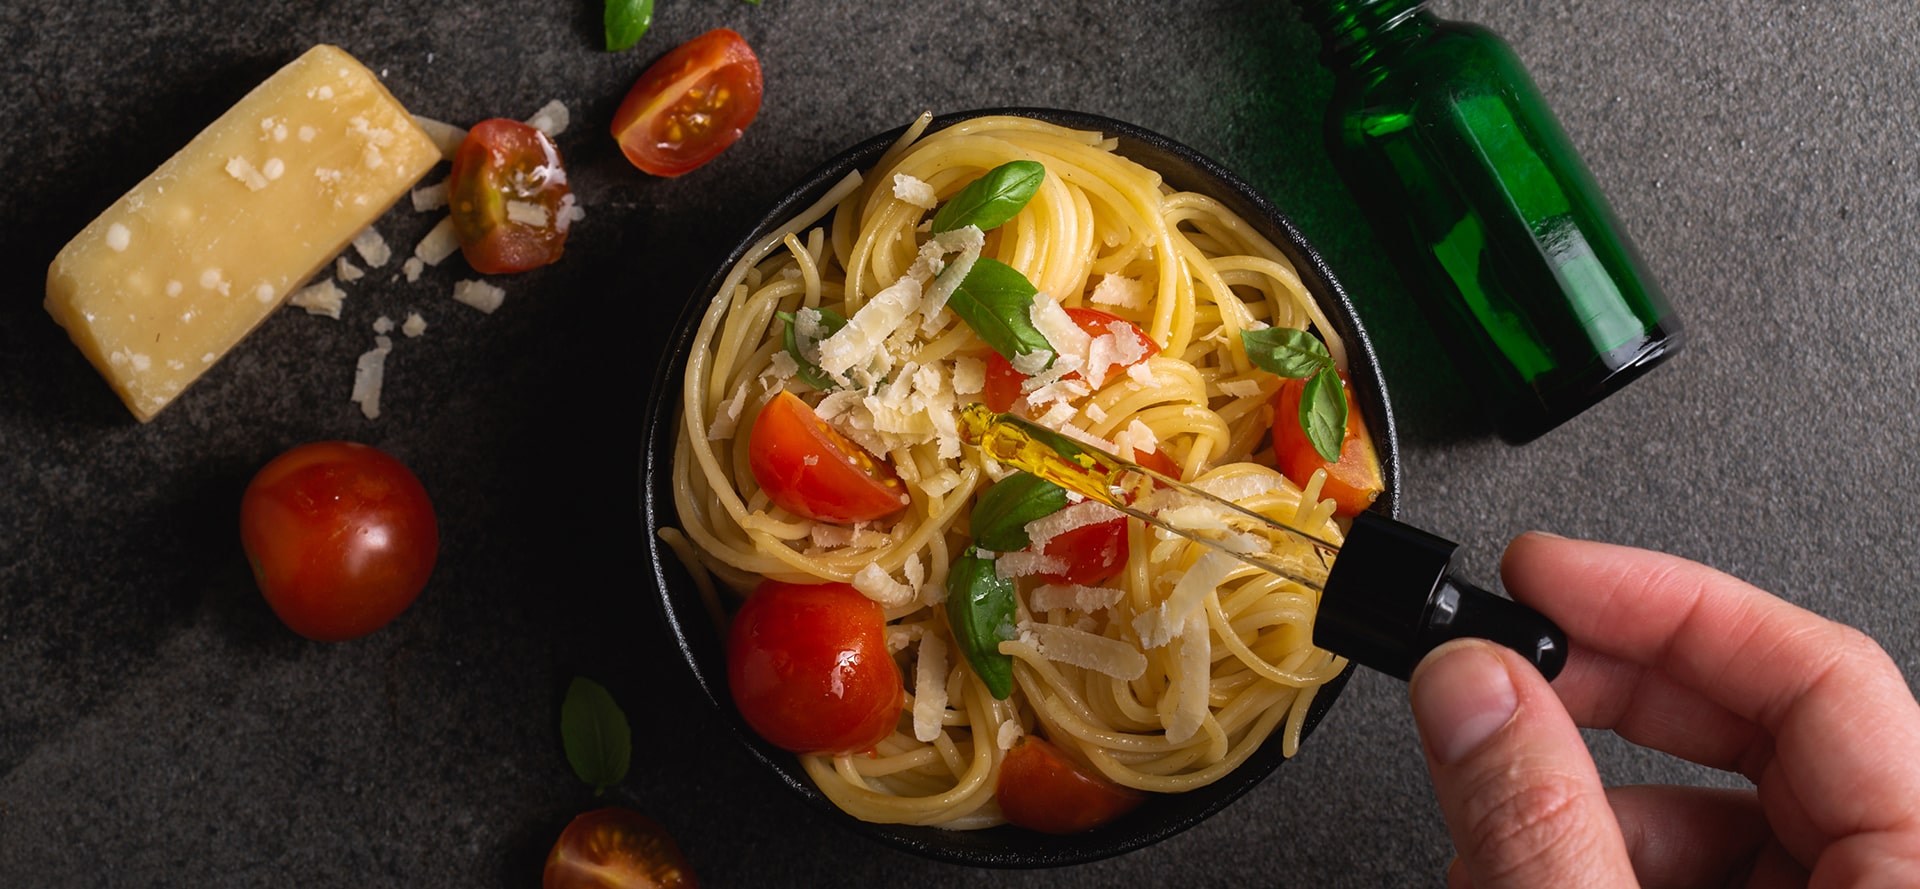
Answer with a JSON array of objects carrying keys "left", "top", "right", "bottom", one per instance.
[
  {"left": 727, "top": 580, "right": 902, "bottom": 755},
  {"left": 544, "top": 807, "right": 696, "bottom": 889},
  {"left": 239, "top": 442, "right": 438, "bottom": 641}
]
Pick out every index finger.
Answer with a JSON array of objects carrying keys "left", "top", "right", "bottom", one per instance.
[{"left": 1499, "top": 532, "right": 1920, "bottom": 842}]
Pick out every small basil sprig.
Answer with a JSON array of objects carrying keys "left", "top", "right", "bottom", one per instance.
[
  {"left": 949, "top": 258, "right": 1053, "bottom": 367},
  {"left": 1241, "top": 328, "right": 1348, "bottom": 462},
  {"left": 776, "top": 307, "right": 849, "bottom": 390},
  {"left": 931, "top": 160, "right": 1045, "bottom": 234},
  {"left": 560, "top": 676, "right": 632, "bottom": 795},
  {"left": 969, "top": 472, "right": 1069, "bottom": 552},
  {"left": 945, "top": 550, "right": 1016, "bottom": 699},
  {"left": 603, "top": 0, "right": 653, "bottom": 51}
]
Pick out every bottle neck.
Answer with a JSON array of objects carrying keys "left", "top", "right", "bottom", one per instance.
[{"left": 1295, "top": 0, "right": 1437, "bottom": 70}]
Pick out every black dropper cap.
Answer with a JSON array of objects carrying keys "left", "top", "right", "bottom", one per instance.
[{"left": 1317, "top": 512, "right": 1567, "bottom": 681}]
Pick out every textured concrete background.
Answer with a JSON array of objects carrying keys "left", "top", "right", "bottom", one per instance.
[{"left": 3, "top": 0, "right": 1916, "bottom": 885}]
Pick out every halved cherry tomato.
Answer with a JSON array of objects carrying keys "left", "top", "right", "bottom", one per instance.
[
  {"left": 1271, "top": 371, "right": 1384, "bottom": 517},
  {"left": 997, "top": 735, "right": 1144, "bottom": 834},
  {"left": 448, "top": 119, "right": 573, "bottom": 274},
  {"left": 610, "top": 28, "right": 763, "bottom": 177},
  {"left": 982, "top": 308, "right": 1159, "bottom": 412},
  {"left": 748, "top": 390, "right": 908, "bottom": 524},
  {"left": 1129, "top": 445, "right": 1182, "bottom": 480},
  {"left": 1033, "top": 517, "right": 1128, "bottom": 586},
  {"left": 543, "top": 807, "right": 696, "bottom": 889},
  {"left": 727, "top": 580, "right": 903, "bottom": 755},
  {"left": 239, "top": 441, "right": 438, "bottom": 641}
]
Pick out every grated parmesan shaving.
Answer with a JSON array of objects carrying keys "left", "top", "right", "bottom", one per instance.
[
  {"left": 451, "top": 279, "right": 505, "bottom": 314},
  {"left": 1089, "top": 273, "right": 1147, "bottom": 310},
  {"left": 411, "top": 181, "right": 449, "bottom": 212},
  {"left": 1133, "top": 549, "right": 1236, "bottom": 648},
  {"left": 912, "top": 632, "right": 949, "bottom": 742},
  {"left": 996, "top": 721, "right": 1024, "bottom": 751},
  {"left": 372, "top": 315, "right": 395, "bottom": 334},
  {"left": 505, "top": 200, "right": 548, "bottom": 227},
  {"left": 706, "top": 385, "right": 749, "bottom": 440},
  {"left": 414, "top": 217, "right": 459, "bottom": 265},
  {"left": 853, "top": 563, "right": 917, "bottom": 608},
  {"left": 288, "top": 279, "right": 347, "bottom": 319},
  {"left": 524, "top": 99, "right": 570, "bottom": 137},
  {"left": 1163, "top": 609, "right": 1211, "bottom": 743},
  {"left": 891, "top": 173, "right": 938, "bottom": 209},
  {"left": 1030, "top": 583, "right": 1125, "bottom": 613},
  {"left": 336, "top": 256, "right": 365, "bottom": 282},
  {"left": 401, "top": 312, "right": 427, "bottom": 338},
  {"left": 351, "top": 227, "right": 392, "bottom": 267},
  {"left": 349, "top": 335, "right": 393, "bottom": 420},
  {"left": 411, "top": 115, "right": 467, "bottom": 160},
  {"left": 1022, "top": 621, "right": 1147, "bottom": 680},
  {"left": 996, "top": 551, "right": 1068, "bottom": 579},
  {"left": 402, "top": 257, "right": 425, "bottom": 283},
  {"left": 1219, "top": 378, "right": 1265, "bottom": 398},
  {"left": 1024, "top": 500, "right": 1123, "bottom": 552}
]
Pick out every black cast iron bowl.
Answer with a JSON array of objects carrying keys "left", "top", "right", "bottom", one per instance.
[{"left": 640, "top": 108, "right": 1401, "bottom": 868}]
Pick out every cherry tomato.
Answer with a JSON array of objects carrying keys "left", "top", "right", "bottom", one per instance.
[
  {"left": 448, "top": 118, "right": 573, "bottom": 274},
  {"left": 748, "top": 390, "right": 909, "bottom": 524},
  {"left": 610, "top": 29, "right": 763, "bottom": 177},
  {"left": 1129, "top": 444, "right": 1182, "bottom": 480},
  {"left": 982, "top": 308, "right": 1160, "bottom": 412},
  {"left": 239, "top": 442, "right": 438, "bottom": 641},
  {"left": 543, "top": 807, "right": 697, "bottom": 889},
  {"left": 996, "top": 735, "right": 1144, "bottom": 834},
  {"left": 727, "top": 580, "right": 903, "bottom": 755},
  {"left": 1033, "top": 517, "right": 1128, "bottom": 586},
  {"left": 1271, "top": 372, "right": 1384, "bottom": 517}
]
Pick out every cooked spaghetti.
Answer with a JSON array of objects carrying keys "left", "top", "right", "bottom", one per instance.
[{"left": 668, "top": 113, "right": 1359, "bottom": 829}]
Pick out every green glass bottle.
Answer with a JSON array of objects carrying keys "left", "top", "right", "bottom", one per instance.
[{"left": 1296, "top": 0, "right": 1682, "bottom": 443}]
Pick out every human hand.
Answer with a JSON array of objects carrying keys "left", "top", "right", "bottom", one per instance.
[{"left": 1407, "top": 532, "right": 1920, "bottom": 888}]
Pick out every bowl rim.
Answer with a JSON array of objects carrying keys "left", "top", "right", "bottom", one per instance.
[{"left": 640, "top": 107, "right": 1401, "bottom": 868}]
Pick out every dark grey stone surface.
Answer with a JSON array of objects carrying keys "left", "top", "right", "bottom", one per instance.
[{"left": 3, "top": 0, "right": 1915, "bottom": 885}]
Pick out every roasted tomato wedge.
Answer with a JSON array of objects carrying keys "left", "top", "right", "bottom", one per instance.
[
  {"left": 611, "top": 28, "right": 763, "bottom": 177},
  {"left": 1271, "top": 372, "right": 1384, "bottom": 517},
  {"left": 982, "top": 307, "right": 1159, "bottom": 412},
  {"left": 239, "top": 442, "right": 438, "bottom": 641},
  {"left": 448, "top": 119, "right": 573, "bottom": 274},
  {"left": 727, "top": 580, "right": 903, "bottom": 755},
  {"left": 543, "top": 807, "right": 697, "bottom": 889},
  {"left": 748, "top": 390, "right": 908, "bottom": 524},
  {"left": 1033, "top": 517, "right": 1128, "bottom": 586},
  {"left": 997, "top": 736, "right": 1144, "bottom": 834}
]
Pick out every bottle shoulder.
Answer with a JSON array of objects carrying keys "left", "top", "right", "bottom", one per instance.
[{"left": 1325, "top": 22, "right": 1537, "bottom": 123}]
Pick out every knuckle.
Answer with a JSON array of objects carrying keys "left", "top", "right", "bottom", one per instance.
[{"left": 1456, "top": 767, "right": 1605, "bottom": 884}]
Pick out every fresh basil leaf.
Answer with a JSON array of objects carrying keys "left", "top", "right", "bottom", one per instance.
[
  {"left": 1241, "top": 327, "right": 1335, "bottom": 379},
  {"left": 561, "top": 676, "right": 631, "bottom": 795},
  {"left": 969, "top": 472, "right": 1069, "bottom": 552},
  {"left": 1300, "top": 368, "right": 1349, "bottom": 464},
  {"left": 931, "top": 160, "right": 1046, "bottom": 234},
  {"left": 778, "top": 307, "right": 849, "bottom": 390},
  {"left": 949, "top": 258, "right": 1053, "bottom": 366},
  {"left": 603, "top": 0, "right": 653, "bottom": 51},
  {"left": 945, "top": 551, "right": 1016, "bottom": 699}
]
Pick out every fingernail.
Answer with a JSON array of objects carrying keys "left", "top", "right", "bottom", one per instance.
[
  {"left": 1527, "top": 529, "right": 1564, "bottom": 540},
  {"left": 1410, "top": 640, "right": 1518, "bottom": 765}
]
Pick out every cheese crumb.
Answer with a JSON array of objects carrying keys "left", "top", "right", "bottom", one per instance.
[
  {"left": 451, "top": 279, "right": 505, "bottom": 314},
  {"left": 852, "top": 563, "right": 917, "bottom": 608},
  {"left": 261, "top": 157, "right": 285, "bottom": 181},
  {"left": 105, "top": 223, "right": 131, "bottom": 252},
  {"left": 1089, "top": 274, "right": 1148, "bottom": 310},
  {"left": 351, "top": 227, "right": 392, "bottom": 267},
  {"left": 414, "top": 217, "right": 459, "bottom": 265},
  {"left": 401, "top": 312, "right": 427, "bottom": 338},
  {"left": 336, "top": 256, "right": 365, "bottom": 282},
  {"left": 252, "top": 283, "right": 276, "bottom": 304},
  {"left": 950, "top": 356, "right": 984, "bottom": 395},
  {"left": 1218, "top": 378, "right": 1265, "bottom": 398},
  {"left": 891, "top": 173, "right": 938, "bottom": 209},
  {"left": 288, "top": 279, "right": 347, "bottom": 319},
  {"left": 525, "top": 99, "right": 571, "bottom": 137},
  {"left": 505, "top": 200, "right": 548, "bottom": 227},
  {"left": 912, "top": 632, "right": 949, "bottom": 743},
  {"left": 372, "top": 315, "right": 395, "bottom": 334},
  {"left": 411, "top": 181, "right": 449, "bottom": 212},
  {"left": 402, "top": 257, "right": 425, "bottom": 282},
  {"left": 349, "top": 335, "right": 393, "bottom": 419},
  {"left": 224, "top": 156, "right": 269, "bottom": 191}
]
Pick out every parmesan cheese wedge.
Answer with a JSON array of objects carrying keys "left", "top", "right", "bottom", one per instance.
[{"left": 44, "top": 44, "right": 440, "bottom": 421}]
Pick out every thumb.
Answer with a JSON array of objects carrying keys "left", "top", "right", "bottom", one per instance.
[{"left": 1409, "top": 639, "right": 1635, "bottom": 888}]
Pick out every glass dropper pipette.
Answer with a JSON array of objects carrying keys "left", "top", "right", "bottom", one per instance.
[{"left": 956, "top": 403, "right": 1566, "bottom": 680}]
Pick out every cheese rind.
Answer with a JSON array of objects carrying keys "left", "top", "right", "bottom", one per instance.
[{"left": 45, "top": 44, "right": 440, "bottom": 421}]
